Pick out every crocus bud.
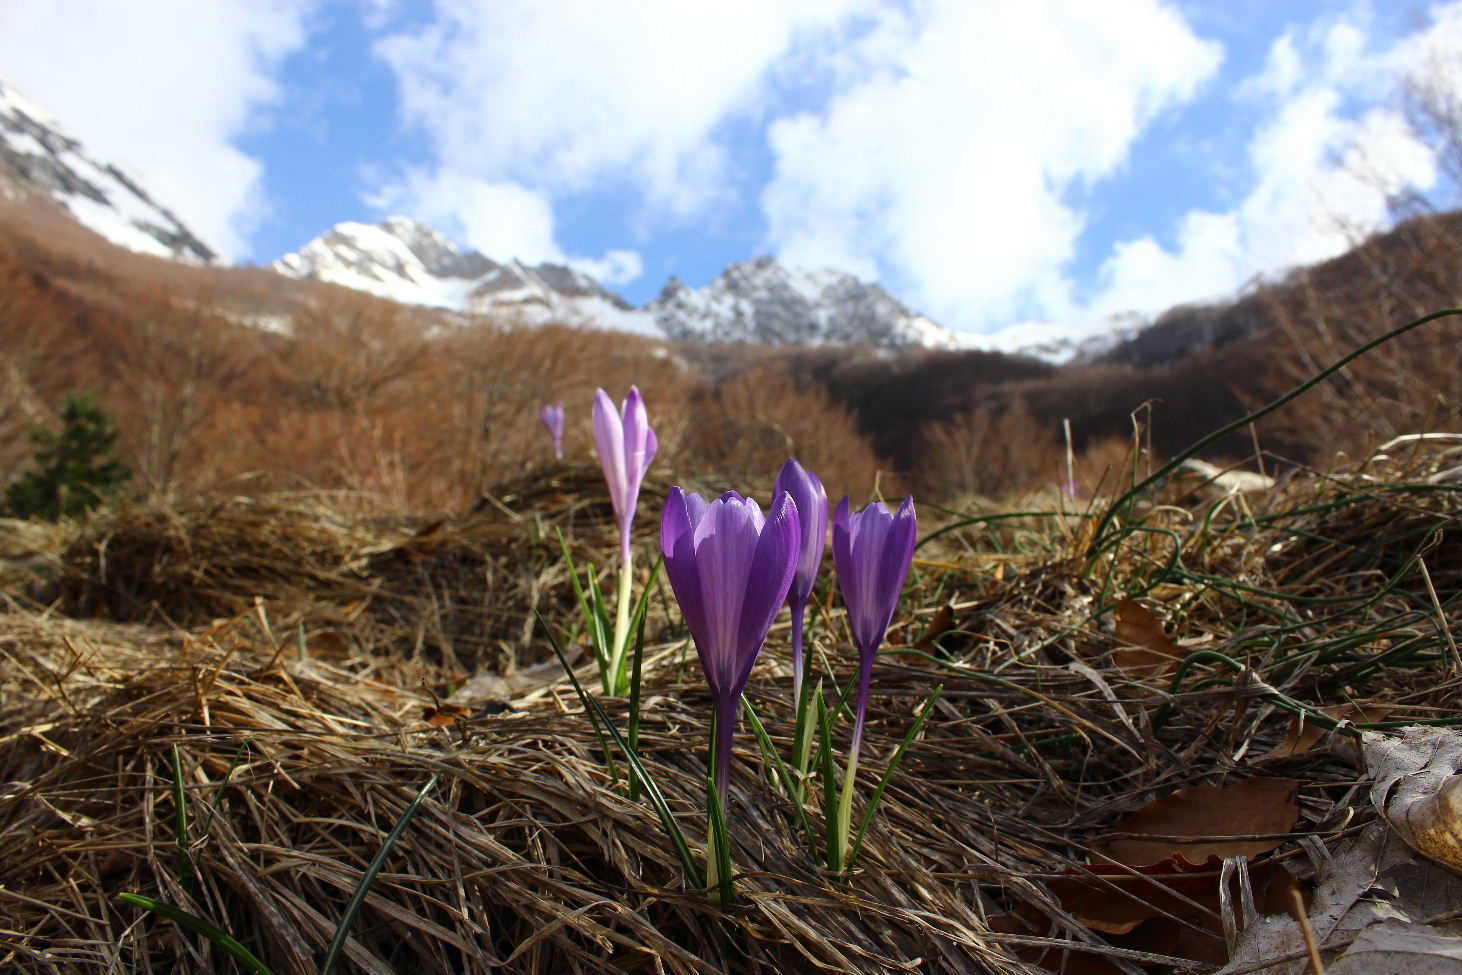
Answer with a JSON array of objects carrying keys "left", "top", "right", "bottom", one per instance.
[
  {"left": 539, "top": 402, "right": 565, "bottom": 459},
  {"left": 833, "top": 495, "right": 917, "bottom": 756}
]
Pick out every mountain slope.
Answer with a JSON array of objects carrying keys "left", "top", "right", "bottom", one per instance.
[{"left": 0, "top": 78, "right": 214, "bottom": 263}]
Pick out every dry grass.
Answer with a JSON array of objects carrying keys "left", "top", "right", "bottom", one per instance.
[{"left": 1, "top": 443, "right": 1458, "bottom": 974}]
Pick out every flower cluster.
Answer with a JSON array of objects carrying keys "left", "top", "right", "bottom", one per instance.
[{"left": 549, "top": 389, "right": 928, "bottom": 894}]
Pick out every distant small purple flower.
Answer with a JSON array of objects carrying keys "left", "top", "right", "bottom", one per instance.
[
  {"left": 1062, "top": 479, "right": 1080, "bottom": 499},
  {"left": 539, "top": 403, "right": 565, "bottom": 459},
  {"left": 662, "top": 488, "right": 800, "bottom": 803},
  {"left": 773, "top": 459, "right": 827, "bottom": 705},
  {"left": 833, "top": 495, "right": 917, "bottom": 759},
  {"left": 594, "top": 387, "right": 658, "bottom": 566}
]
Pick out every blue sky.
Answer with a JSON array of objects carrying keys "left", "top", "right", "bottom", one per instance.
[{"left": 0, "top": 1, "right": 1457, "bottom": 336}]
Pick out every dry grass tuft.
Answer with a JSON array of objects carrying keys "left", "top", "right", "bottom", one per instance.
[{"left": 1, "top": 444, "right": 1458, "bottom": 973}]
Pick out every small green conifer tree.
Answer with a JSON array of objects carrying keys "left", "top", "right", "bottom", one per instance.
[{"left": 3, "top": 392, "right": 132, "bottom": 521}]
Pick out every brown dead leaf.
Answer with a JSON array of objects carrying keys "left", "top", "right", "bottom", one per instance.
[
  {"left": 998, "top": 859, "right": 1302, "bottom": 973},
  {"left": 306, "top": 630, "right": 351, "bottom": 658},
  {"left": 914, "top": 603, "right": 957, "bottom": 653},
  {"left": 1113, "top": 598, "right": 1182, "bottom": 678},
  {"left": 1262, "top": 702, "right": 1394, "bottom": 759},
  {"left": 421, "top": 703, "right": 471, "bottom": 727},
  {"left": 1092, "top": 776, "right": 1301, "bottom": 867},
  {"left": 994, "top": 779, "right": 1306, "bottom": 972}
]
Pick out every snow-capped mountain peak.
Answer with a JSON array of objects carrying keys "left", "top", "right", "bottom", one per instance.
[
  {"left": 0, "top": 77, "right": 214, "bottom": 263},
  {"left": 648, "top": 257, "right": 965, "bottom": 349},
  {"left": 273, "top": 217, "right": 657, "bottom": 335}
]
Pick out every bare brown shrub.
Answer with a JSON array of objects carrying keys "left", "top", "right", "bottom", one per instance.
[
  {"left": 685, "top": 362, "right": 881, "bottom": 501},
  {"left": 1263, "top": 211, "right": 1461, "bottom": 457},
  {"left": 915, "top": 403, "right": 1064, "bottom": 501}
]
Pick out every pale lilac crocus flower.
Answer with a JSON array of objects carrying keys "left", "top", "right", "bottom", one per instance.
[
  {"left": 593, "top": 387, "right": 658, "bottom": 692},
  {"left": 773, "top": 459, "right": 828, "bottom": 706},
  {"left": 539, "top": 403, "right": 565, "bottom": 459},
  {"left": 661, "top": 488, "right": 800, "bottom": 806},
  {"left": 594, "top": 387, "right": 657, "bottom": 567}
]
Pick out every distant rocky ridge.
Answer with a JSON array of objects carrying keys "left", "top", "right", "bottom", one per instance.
[
  {"left": 273, "top": 217, "right": 978, "bottom": 351},
  {"left": 272, "top": 217, "right": 650, "bottom": 334},
  {"left": 648, "top": 257, "right": 963, "bottom": 349},
  {"left": 0, "top": 79, "right": 214, "bottom": 263}
]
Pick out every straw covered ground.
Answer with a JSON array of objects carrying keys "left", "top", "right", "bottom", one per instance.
[{"left": 1, "top": 446, "right": 1458, "bottom": 974}]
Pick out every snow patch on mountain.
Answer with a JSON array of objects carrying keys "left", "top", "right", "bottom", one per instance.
[
  {"left": 273, "top": 216, "right": 660, "bottom": 337},
  {"left": 959, "top": 312, "right": 1148, "bottom": 364},
  {"left": 0, "top": 78, "right": 214, "bottom": 263}
]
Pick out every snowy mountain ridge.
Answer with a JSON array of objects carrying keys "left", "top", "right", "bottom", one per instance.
[
  {"left": 0, "top": 78, "right": 214, "bottom": 263},
  {"left": 647, "top": 257, "right": 966, "bottom": 350},
  {"left": 273, "top": 217, "right": 656, "bottom": 336}
]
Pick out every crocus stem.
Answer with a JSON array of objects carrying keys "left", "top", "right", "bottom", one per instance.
[
  {"left": 835, "top": 653, "right": 876, "bottom": 874},
  {"left": 708, "top": 696, "right": 738, "bottom": 901},
  {"left": 790, "top": 607, "right": 806, "bottom": 707},
  {"left": 608, "top": 549, "right": 634, "bottom": 694},
  {"left": 834, "top": 746, "right": 860, "bottom": 875},
  {"left": 790, "top": 666, "right": 814, "bottom": 806},
  {"left": 713, "top": 694, "right": 737, "bottom": 809}
]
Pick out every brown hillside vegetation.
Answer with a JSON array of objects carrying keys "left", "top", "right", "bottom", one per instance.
[
  {"left": 1, "top": 436, "right": 1458, "bottom": 974},
  {"left": 3, "top": 189, "right": 1456, "bottom": 510}
]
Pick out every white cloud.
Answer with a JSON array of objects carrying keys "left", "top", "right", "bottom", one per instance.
[
  {"left": 370, "top": 168, "right": 645, "bottom": 283},
  {"left": 1090, "top": 5, "right": 1453, "bottom": 318},
  {"left": 372, "top": 170, "right": 563, "bottom": 265},
  {"left": 370, "top": 0, "right": 869, "bottom": 255},
  {"left": 0, "top": 0, "right": 314, "bottom": 261},
  {"left": 572, "top": 250, "right": 644, "bottom": 287},
  {"left": 758, "top": 0, "right": 1224, "bottom": 332}
]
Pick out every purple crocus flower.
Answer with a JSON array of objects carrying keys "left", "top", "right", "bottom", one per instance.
[
  {"left": 773, "top": 458, "right": 828, "bottom": 705},
  {"left": 539, "top": 402, "right": 565, "bottom": 459},
  {"left": 833, "top": 495, "right": 918, "bottom": 758},
  {"left": 594, "top": 387, "right": 658, "bottom": 566},
  {"left": 662, "top": 487, "right": 801, "bottom": 804}
]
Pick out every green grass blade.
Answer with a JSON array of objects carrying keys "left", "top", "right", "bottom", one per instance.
[
  {"left": 846, "top": 685, "right": 943, "bottom": 871},
  {"left": 626, "top": 558, "right": 661, "bottom": 801},
  {"left": 1087, "top": 307, "right": 1462, "bottom": 554},
  {"left": 537, "top": 611, "right": 704, "bottom": 888},
  {"left": 170, "top": 743, "right": 194, "bottom": 896},
  {"left": 557, "top": 527, "right": 611, "bottom": 688},
  {"left": 320, "top": 771, "right": 441, "bottom": 975},
  {"left": 705, "top": 775, "right": 736, "bottom": 904},
  {"left": 816, "top": 688, "right": 840, "bottom": 872},
  {"left": 742, "top": 695, "right": 817, "bottom": 856},
  {"left": 118, "top": 891, "right": 272, "bottom": 975},
  {"left": 198, "top": 739, "right": 250, "bottom": 843}
]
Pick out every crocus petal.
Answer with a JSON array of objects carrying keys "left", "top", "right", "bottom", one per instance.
[
  {"left": 774, "top": 459, "right": 828, "bottom": 608},
  {"left": 593, "top": 389, "right": 628, "bottom": 516},
  {"left": 691, "top": 495, "right": 762, "bottom": 696},
  {"left": 662, "top": 487, "right": 708, "bottom": 654},
  {"left": 732, "top": 491, "right": 800, "bottom": 695}
]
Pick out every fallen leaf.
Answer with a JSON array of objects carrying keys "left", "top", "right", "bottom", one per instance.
[
  {"left": 1112, "top": 599, "right": 1182, "bottom": 677},
  {"left": 1262, "top": 702, "right": 1394, "bottom": 759},
  {"left": 1364, "top": 726, "right": 1462, "bottom": 873},
  {"left": 421, "top": 703, "right": 470, "bottom": 727},
  {"left": 914, "top": 603, "right": 957, "bottom": 654},
  {"left": 1092, "top": 777, "right": 1300, "bottom": 868},
  {"left": 1219, "top": 821, "right": 1462, "bottom": 974},
  {"left": 996, "top": 778, "right": 1305, "bottom": 973},
  {"left": 306, "top": 630, "right": 351, "bottom": 658}
]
